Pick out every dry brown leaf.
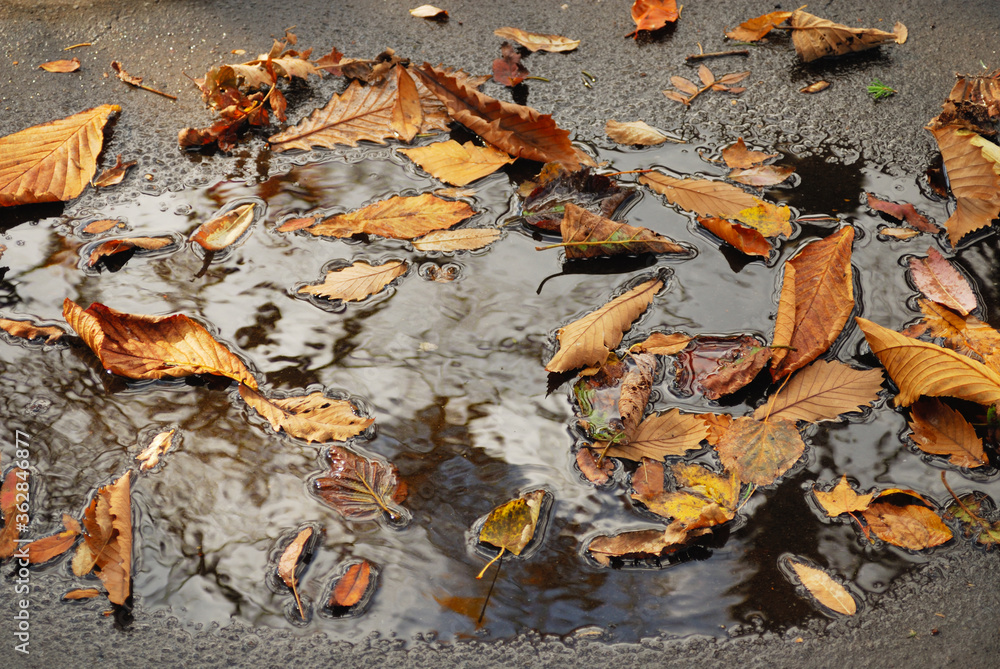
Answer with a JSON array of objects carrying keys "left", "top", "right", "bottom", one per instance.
[
  {"left": 879, "top": 227, "right": 921, "bottom": 240},
  {"left": 576, "top": 446, "right": 614, "bottom": 485},
  {"left": 87, "top": 236, "right": 174, "bottom": 268},
  {"left": 330, "top": 560, "right": 375, "bottom": 607},
  {"left": 771, "top": 227, "right": 855, "bottom": 380},
  {"left": 630, "top": 331, "right": 692, "bottom": 355},
  {"left": 0, "top": 468, "right": 28, "bottom": 558},
  {"left": 697, "top": 217, "right": 772, "bottom": 257},
  {"left": 722, "top": 138, "right": 777, "bottom": 169},
  {"left": 908, "top": 398, "right": 987, "bottom": 468},
  {"left": 82, "top": 219, "right": 124, "bottom": 235},
  {"left": 698, "top": 343, "right": 771, "bottom": 400},
  {"left": 299, "top": 260, "right": 407, "bottom": 303},
  {"left": 313, "top": 446, "right": 408, "bottom": 523},
  {"left": 310, "top": 193, "right": 475, "bottom": 240},
  {"left": 494, "top": 27, "right": 580, "bottom": 52},
  {"left": 62, "top": 588, "right": 102, "bottom": 600},
  {"left": 857, "top": 316, "right": 1000, "bottom": 406},
  {"left": 866, "top": 193, "right": 940, "bottom": 233},
  {"left": 190, "top": 203, "right": 257, "bottom": 252},
  {"left": 492, "top": 42, "right": 529, "bottom": 87},
  {"left": 640, "top": 172, "right": 759, "bottom": 219},
  {"left": 618, "top": 353, "right": 657, "bottom": 437},
  {"left": 92, "top": 154, "right": 137, "bottom": 188},
  {"left": 699, "top": 413, "right": 733, "bottom": 446},
  {"left": 754, "top": 360, "right": 883, "bottom": 423},
  {"left": 410, "top": 228, "right": 500, "bottom": 252},
  {"left": 862, "top": 502, "right": 952, "bottom": 550},
  {"left": 928, "top": 125, "right": 1000, "bottom": 245},
  {"left": 628, "top": 0, "right": 680, "bottom": 38},
  {"left": 40, "top": 58, "right": 81, "bottom": 73},
  {"left": 947, "top": 197, "right": 1000, "bottom": 246},
  {"left": 813, "top": 475, "right": 875, "bottom": 517},
  {"left": 63, "top": 299, "right": 258, "bottom": 388},
  {"left": 799, "top": 81, "right": 831, "bottom": 94},
  {"left": 545, "top": 277, "right": 664, "bottom": 373},
  {"left": 71, "top": 474, "right": 131, "bottom": 606},
  {"left": 0, "top": 105, "right": 119, "bottom": 207},
  {"left": 399, "top": 140, "right": 513, "bottom": 186},
  {"left": 715, "top": 416, "right": 805, "bottom": 486},
  {"left": 786, "top": 558, "right": 857, "bottom": 616},
  {"left": 931, "top": 70, "right": 1000, "bottom": 135},
  {"left": 239, "top": 384, "right": 374, "bottom": 443},
  {"left": 606, "top": 408, "right": 709, "bottom": 461},
  {"left": 276, "top": 216, "right": 317, "bottom": 232},
  {"left": 728, "top": 165, "right": 795, "bottom": 187},
  {"left": 0, "top": 317, "right": 65, "bottom": 343},
  {"left": 909, "top": 248, "right": 976, "bottom": 316},
  {"left": 605, "top": 120, "right": 675, "bottom": 146},
  {"left": 586, "top": 528, "right": 682, "bottom": 566},
  {"left": 412, "top": 63, "right": 579, "bottom": 170},
  {"left": 136, "top": 429, "right": 176, "bottom": 471},
  {"left": 919, "top": 299, "right": 1000, "bottom": 368},
  {"left": 725, "top": 11, "right": 793, "bottom": 41},
  {"left": 278, "top": 527, "right": 313, "bottom": 620},
  {"left": 790, "top": 10, "right": 905, "bottom": 63},
  {"left": 546, "top": 203, "right": 685, "bottom": 258}
]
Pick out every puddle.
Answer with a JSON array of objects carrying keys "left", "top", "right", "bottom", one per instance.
[{"left": 1, "top": 133, "right": 998, "bottom": 645}]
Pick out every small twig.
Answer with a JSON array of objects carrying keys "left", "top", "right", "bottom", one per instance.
[
  {"left": 601, "top": 169, "right": 655, "bottom": 177},
  {"left": 111, "top": 61, "right": 177, "bottom": 100},
  {"left": 848, "top": 512, "right": 872, "bottom": 541},
  {"left": 524, "top": 76, "right": 550, "bottom": 82},
  {"left": 941, "top": 471, "right": 989, "bottom": 530},
  {"left": 582, "top": 70, "right": 596, "bottom": 81},
  {"left": 64, "top": 42, "right": 92, "bottom": 51},
  {"left": 736, "top": 484, "right": 758, "bottom": 512},
  {"left": 685, "top": 49, "right": 750, "bottom": 62}
]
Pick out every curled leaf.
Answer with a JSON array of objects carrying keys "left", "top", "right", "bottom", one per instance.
[
  {"left": 190, "top": 203, "right": 257, "bottom": 252},
  {"left": 494, "top": 27, "right": 580, "bottom": 52},
  {"left": 71, "top": 474, "right": 131, "bottom": 606},
  {"left": 240, "top": 384, "right": 374, "bottom": 443}
]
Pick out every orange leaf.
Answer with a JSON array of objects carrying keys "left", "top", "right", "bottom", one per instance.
[
  {"left": 71, "top": 474, "right": 132, "bottom": 606},
  {"left": 330, "top": 560, "right": 374, "bottom": 607},
  {"left": 640, "top": 172, "right": 759, "bottom": 219},
  {"left": 909, "top": 248, "right": 977, "bottom": 315},
  {"left": 813, "top": 475, "right": 875, "bottom": 517},
  {"left": 239, "top": 384, "right": 374, "bottom": 443},
  {"left": 277, "top": 527, "right": 313, "bottom": 619},
  {"left": 87, "top": 236, "right": 175, "bottom": 267},
  {"left": 62, "top": 588, "right": 102, "bottom": 600},
  {"left": 189, "top": 203, "right": 257, "bottom": 252},
  {"left": 699, "top": 413, "right": 733, "bottom": 446},
  {"left": 0, "top": 317, "right": 65, "bottom": 344},
  {"left": 606, "top": 408, "right": 708, "bottom": 461},
  {"left": 0, "top": 468, "right": 28, "bottom": 558},
  {"left": 866, "top": 193, "right": 940, "bottom": 233},
  {"left": 754, "top": 360, "right": 884, "bottom": 424},
  {"left": 725, "top": 11, "right": 793, "bottom": 42},
  {"left": 399, "top": 140, "right": 513, "bottom": 186},
  {"left": 629, "top": 331, "right": 692, "bottom": 355},
  {"left": 715, "top": 417, "right": 805, "bottom": 486},
  {"left": 790, "top": 10, "right": 905, "bottom": 63},
  {"left": 628, "top": 0, "right": 679, "bottom": 38},
  {"left": 309, "top": 193, "right": 475, "bottom": 240},
  {"left": 722, "top": 137, "right": 777, "bottom": 169},
  {"left": 862, "top": 502, "right": 952, "bottom": 550},
  {"left": 605, "top": 119, "right": 675, "bottom": 146},
  {"left": 908, "top": 398, "right": 987, "bottom": 467},
  {"left": 786, "top": 558, "right": 857, "bottom": 615},
  {"left": 298, "top": 260, "right": 408, "bottom": 302},
  {"left": 697, "top": 217, "right": 772, "bottom": 257},
  {"left": 39, "top": 58, "right": 81, "bottom": 73},
  {"left": 92, "top": 154, "right": 137, "bottom": 188}
]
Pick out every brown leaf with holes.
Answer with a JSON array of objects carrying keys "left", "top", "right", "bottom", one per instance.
[
  {"left": 330, "top": 560, "right": 375, "bottom": 607},
  {"left": 92, "top": 154, "right": 137, "bottom": 188},
  {"left": 770, "top": 227, "right": 855, "bottom": 380},
  {"left": 866, "top": 193, "right": 940, "bottom": 233},
  {"left": 754, "top": 360, "right": 883, "bottom": 423},
  {"left": 299, "top": 260, "right": 407, "bottom": 303},
  {"left": 605, "top": 120, "right": 675, "bottom": 146},
  {"left": 725, "top": 11, "right": 793, "bottom": 41},
  {"left": 313, "top": 447, "right": 408, "bottom": 523},
  {"left": 87, "top": 236, "right": 174, "bottom": 268},
  {"left": 627, "top": 0, "right": 679, "bottom": 38},
  {"left": 494, "top": 27, "right": 580, "bottom": 52},
  {"left": 71, "top": 474, "right": 131, "bottom": 606},
  {"left": 493, "top": 42, "right": 529, "bottom": 87},
  {"left": 239, "top": 384, "right": 373, "bottom": 443},
  {"left": 862, "top": 502, "right": 952, "bottom": 549},
  {"left": 640, "top": 172, "right": 759, "bottom": 219},
  {"left": 399, "top": 140, "right": 513, "bottom": 186},
  {"left": 606, "top": 408, "right": 709, "bottom": 461},
  {"left": 545, "top": 277, "right": 664, "bottom": 373},
  {"left": 919, "top": 299, "right": 1000, "bottom": 368},
  {"left": 0, "top": 105, "right": 119, "bottom": 207},
  {"left": 63, "top": 299, "right": 257, "bottom": 388},
  {"left": 909, "top": 248, "right": 976, "bottom": 316},
  {"left": 278, "top": 527, "right": 313, "bottom": 619},
  {"left": 39, "top": 58, "right": 80, "bottom": 73},
  {"left": 908, "top": 398, "right": 987, "bottom": 467},
  {"left": 136, "top": 429, "right": 176, "bottom": 471},
  {"left": 715, "top": 417, "right": 805, "bottom": 486},
  {"left": 412, "top": 63, "right": 580, "bottom": 169},
  {"left": 630, "top": 331, "right": 692, "bottom": 355},
  {"left": 411, "top": 228, "right": 501, "bottom": 252},
  {"left": 790, "top": 10, "right": 906, "bottom": 63},
  {"left": 857, "top": 317, "right": 1000, "bottom": 406},
  {"left": 0, "top": 468, "right": 28, "bottom": 558},
  {"left": 697, "top": 217, "right": 772, "bottom": 257},
  {"left": 722, "top": 138, "right": 777, "bottom": 169},
  {"left": 786, "top": 558, "right": 857, "bottom": 615},
  {"left": 546, "top": 203, "right": 685, "bottom": 259},
  {"left": 0, "top": 317, "right": 65, "bottom": 343},
  {"left": 813, "top": 475, "right": 875, "bottom": 517},
  {"left": 309, "top": 193, "right": 474, "bottom": 240},
  {"left": 190, "top": 203, "right": 257, "bottom": 252}
]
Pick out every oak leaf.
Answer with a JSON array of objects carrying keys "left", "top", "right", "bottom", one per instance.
[
  {"left": 862, "top": 502, "right": 952, "bottom": 550},
  {"left": 866, "top": 193, "right": 940, "bottom": 233},
  {"left": 63, "top": 299, "right": 258, "bottom": 388},
  {"left": 329, "top": 559, "right": 376, "bottom": 608},
  {"left": 92, "top": 154, "right": 136, "bottom": 188},
  {"left": 909, "top": 248, "right": 976, "bottom": 316},
  {"left": 39, "top": 58, "right": 81, "bottom": 73},
  {"left": 789, "top": 10, "right": 906, "bottom": 63},
  {"left": 630, "top": 331, "right": 692, "bottom": 355},
  {"left": 313, "top": 446, "right": 408, "bottom": 523},
  {"left": 412, "top": 63, "right": 580, "bottom": 169},
  {"left": 715, "top": 417, "right": 805, "bottom": 486},
  {"left": 299, "top": 260, "right": 407, "bottom": 303},
  {"left": 477, "top": 490, "right": 546, "bottom": 578},
  {"left": 493, "top": 42, "right": 529, "bottom": 87},
  {"left": 856, "top": 317, "right": 1000, "bottom": 406},
  {"left": 813, "top": 475, "right": 875, "bottom": 517},
  {"left": 640, "top": 172, "right": 759, "bottom": 220},
  {"left": 190, "top": 203, "right": 258, "bottom": 252},
  {"left": 785, "top": 558, "right": 857, "bottom": 615},
  {"left": 0, "top": 105, "right": 119, "bottom": 207},
  {"left": 697, "top": 217, "right": 772, "bottom": 257},
  {"left": 908, "top": 398, "right": 987, "bottom": 468},
  {"left": 87, "top": 236, "right": 175, "bottom": 268},
  {"left": 627, "top": 0, "right": 679, "bottom": 38},
  {"left": 770, "top": 227, "right": 855, "bottom": 380},
  {"left": 240, "top": 384, "right": 374, "bottom": 443},
  {"left": 605, "top": 120, "right": 675, "bottom": 146},
  {"left": 0, "top": 317, "right": 65, "bottom": 344},
  {"left": 136, "top": 428, "right": 176, "bottom": 471},
  {"left": 399, "top": 139, "right": 513, "bottom": 186},
  {"left": 0, "top": 468, "right": 28, "bottom": 558},
  {"left": 494, "top": 27, "right": 580, "bottom": 52},
  {"left": 753, "top": 360, "right": 883, "bottom": 423},
  {"left": 722, "top": 138, "right": 777, "bottom": 169},
  {"left": 919, "top": 299, "right": 1000, "bottom": 368},
  {"left": 543, "top": 203, "right": 685, "bottom": 258},
  {"left": 309, "top": 193, "right": 475, "bottom": 240},
  {"left": 278, "top": 527, "right": 314, "bottom": 619},
  {"left": 72, "top": 474, "right": 131, "bottom": 606},
  {"left": 410, "top": 228, "right": 501, "bottom": 252},
  {"left": 725, "top": 11, "right": 792, "bottom": 42},
  {"left": 545, "top": 277, "right": 664, "bottom": 373}
]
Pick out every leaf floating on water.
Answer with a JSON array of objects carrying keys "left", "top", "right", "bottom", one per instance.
[
  {"left": 813, "top": 475, "right": 875, "bottom": 517},
  {"left": 715, "top": 417, "right": 805, "bottom": 486},
  {"left": 0, "top": 468, "right": 28, "bottom": 557},
  {"left": 63, "top": 299, "right": 258, "bottom": 388},
  {"left": 605, "top": 120, "right": 676, "bottom": 146},
  {"left": 329, "top": 559, "right": 376, "bottom": 609},
  {"left": 907, "top": 398, "right": 988, "bottom": 468},
  {"left": 239, "top": 384, "right": 374, "bottom": 443},
  {"left": 945, "top": 491, "right": 1000, "bottom": 549},
  {"left": 754, "top": 360, "right": 884, "bottom": 424},
  {"left": 927, "top": 126, "right": 1000, "bottom": 245},
  {"left": 0, "top": 317, "right": 65, "bottom": 344},
  {"left": 727, "top": 165, "right": 795, "bottom": 187},
  {"left": 862, "top": 502, "right": 952, "bottom": 550},
  {"left": 87, "top": 236, "right": 175, "bottom": 268},
  {"left": 494, "top": 27, "right": 580, "bottom": 52},
  {"left": 725, "top": 11, "right": 792, "bottom": 42},
  {"left": 866, "top": 193, "right": 940, "bottom": 233},
  {"left": 299, "top": 260, "right": 407, "bottom": 303},
  {"left": 789, "top": 10, "right": 906, "bottom": 63},
  {"left": 908, "top": 248, "right": 977, "bottom": 316},
  {"left": 477, "top": 489, "right": 546, "bottom": 578},
  {"left": 92, "top": 154, "right": 137, "bottom": 188},
  {"left": 399, "top": 140, "right": 513, "bottom": 186},
  {"left": 576, "top": 446, "right": 614, "bottom": 486},
  {"left": 617, "top": 353, "right": 657, "bottom": 437},
  {"left": 722, "top": 138, "right": 777, "bottom": 169},
  {"left": 918, "top": 299, "right": 1000, "bottom": 368},
  {"left": 630, "top": 331, "right": 692, "bottom": 355},
  {"left": 136, "top": 428, "right": 176, "bottom": 471},
  {"left": 639, "top": 172, "right": 760, "bottom": 220},
  {"left": 586, "top": 528, "right": 683, "bottom": 566},
  {"left": 62, "top": 588, "right": 102, "bottom": 601},
  {"left": 189, "top": 203, "right": 257, "bottom": 252},
  {"left": 632, "top": 461, "right": 738, "bottom": 528},
  {"left": 697, "top": 217, "right": 772, "bottom": 257},
  {"left": 0, "top": 104, "right": 119, "bottom": 207},
  {"left": 277, "top": 527, "right": 314, "bottom": 620},
  {"left": 785, "top": 558, "right": 858, "bottom": 616},
  {"left": 546, "top": 203, "right": 685, "bottom": 259},
  {"left": 313, "top": 447, "right": 408, "bottom": 524},
  {"left": 309, "top": 193, "right": 475, "bottom": 240},
  {"left": 411, "top": 228, "right": 501, "bottom": 252},
  {"left": 674, "top": 334, "right": 769, "bottom": 399},
  {"left": 72, "top": 474, "right": 132, "bottom": 606}
]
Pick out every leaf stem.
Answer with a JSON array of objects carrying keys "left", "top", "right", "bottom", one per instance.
[
  {"left": 476, "top": 546, "right": 505, "bottom": 580},
  {"left": 941, "top": 471, "right": 989, "bottom": 530}
]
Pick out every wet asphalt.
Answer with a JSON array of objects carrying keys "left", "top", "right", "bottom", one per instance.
[{"left": 2, "top": 0, "right": 1000, "bottom": 667}]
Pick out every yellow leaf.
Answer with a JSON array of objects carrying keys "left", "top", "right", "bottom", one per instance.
[
  {"left": 298, "top": 260, "right": 408, "bottom": 302},
  {"left": 309, "top": 193, "right": 475, "bottom": 240},
  {"left": 862, "top": 502, "right": 953, "bottom": 549},
  {"left": 733, "top": 201, "right": 793, "bottom": 237},
  {"left": 640, "top": 172, "right": 759, "bottom": 219},
  {"left": 629, "top": 331, "right": 692, "bottom": 355},
  {"left": 189, "top": 203, "right": 257, "bottom": 251},
  {"left": 919, "top": 299, "right": 1000, "bottom": 369},
  {"left": 786, "top": 558, "right": 857, "bottom": 615},
  {"left": 239, "top": 384, "right": 374, "bottom": 443},
  {"left": 399, "top": 140, "right": 513, "bottom": 186},
  {"left": 813, "top": 475, "right": 874, "bottom": 517},
  {"left": 410, "top": 228, "right": 501, "bottom": 252}
]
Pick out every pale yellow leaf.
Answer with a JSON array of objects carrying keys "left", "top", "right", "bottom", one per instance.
[{"left": 298, "top": 260, "right": 407, "bottom": 302}]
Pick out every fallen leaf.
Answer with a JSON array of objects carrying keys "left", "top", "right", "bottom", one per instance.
[
  {"left": 299, "top": 260, "right": 407, "bottom": 303},
  {"left": 632, "top": 462, "right": 738, "bottom": 528},
  {"left": 722, "top": 138, "right": 777, "bottom": 169},
  {"left": 770, "top": 227, "right": 855, "bottom": 380},
  {"left": 111, "top": 60, "right": 176, "bottom": 99},
  {"left": 908, "top": 398, "right": 987, "bottom": 467},
  {"left": 275, "top": 216, "right": 317, "bottom": 232},
  {"left": 87, "top": 236, "right": 174, "bottom": 268},
  {"left": 715, "top": 416, "right": 805, "bottom": 486},
  {"left": 278, "top": 527, "right": 313, "bottom": 619},
  {"left": 790, "top": 10, "right": 906, "bottom": 63},
  {"left": 410, "top": 228, "right": 501, "bottom": 252},
  {"left": 919, "top": 299, "right": 1000, "bottom": 368},
  {"left": 879, "top": 227, "right": 921, "bottom": 240},
  {"left": 930, "top": 70, "right": 1000, "bottom": 136},
  {"left": 410, "top": 5, "right": 447, "bottom": 19},
  {"left": 586, "top": 528, "right": 683, "bottom": 566},
  {"left": 664, "top": 68, "right": 749, "bottom": 105},
  {"left": 240, "top": 384, "right": 374, "bottom": 443},
  {"left": 189, "top": 203, "right": 257, "bottom": 252},
  {"left": 39, "top": 58, "right": 81, "bottom": 73},
  {"left": 136, "top": 429, "right": 175, "bottom": 471},
  {"left": 0, "top": 317, "right": 65, "bottom": 343},
  {"left": 329, "top": 560, "right": 375, "bottom": 608},
  {"left": 0, "top": 105, "right": 119, "bottom": 207},
  {"left": 673, "top": 334, "right": 768, "bottom": 399},
  {"left": 545, "top": 277, "right": 664, "bottom": 373},
  {"left": 494, "top": 27, "right": 580, "bottom": 52},
  {"left": 309, "top": 193, "right": 474, "bottom": 240},
  {"left": 576, "top": 446, "right": 614, "bottom": 485},
  {"left": 697, "top": 217, "right": 772, "bottom": 257},
  {"left": 786, "top": 558, "right": 857, "bottom": 615},
  {"left": 753, "top": 360, "right": 884, "bottom": 423},
  {"left": 727, "top": 165, "right": 795, "bottom": 187},
  {"left": 862, "top": 502, "right": 952, "bottom": 550},
  {"left": 544, "top": 203, "right": 685, "bottom": 258},
  {"left": 72, "top": 474, "right": 131, "bottom": 606},
  {"left": 606, "top": 409, "right": 708, "bottom": 461},
  {"left": 82, "top": 219, "right": 124, "bottom": 234},
  {"left": 640, "top": 172, "right": 759, "bottom": 219},
  {"left": 617, "top": 353, "right": 657, "bottom": 437},
  {"left": 92, "top": 154, "right": 137, "bottom": 188},
  {"left": 63, "top": 299, "right": 258, "bottom": 388},
  {"left": 493, "top": 42, "right": 529, "bottom": 87},
  {"left": 399, "top": 139, "right": 513, "bottom": 186},
  {"left": 62, "top": 588, "right": 102, "bottom": 600},
  {"left": 477, "top": 490, "right": 546, "bottom": 578},
  {"left": 313, "top": 446, "right": 408, "bottom": 523},
  {"left": 866, "top": 193, "right": 940, "bottom": 233},
  {"left": 725, "top": 10, "right": 793, "bottom": 41},
  {"left": 627, "top": 0, "right": 679, "bottom": 38},
  {"left": 733, "top": 200, "right": 793, "bottom": 237},
  {"left": 927, "top": 125, "right": 1000, "bottom": 245},
  {"left": 698, "top": 342, "right": 771, "bottom": 400},
  {"left": 630, "top": 458, "right": 665, "bottom": 498},
  {"left": 630, "top": 331, "right": 692, "bottom": 355},
  {"left": 574, "top": 354, "right": 628, "bottom": 442},
  {"left": 944, "top": 197, "right": 1000, "bottom": 247},
  {"left": 814, "top": 475, "right": 875, "bottom": 517},
  {"left": 0, "top": 468, "right": 28, "bottom": 558},
  {"left": 699, "top": 413, "right": 733, "bottom": 446},
  {"left": 909, "top": 248, "right": 976, "bottom": 316},
  {"left": 520, "top": 165, "right": 631, "bottom": 232},
  {"left": 413, "top": 63, "right": 579, "bottom": 169},
  {"left": 605, "top": 120, "right": 675, "bottom": 146},
  {"left": 856, "top": 317, "right": 1000, "bottom": 406},
  {"left": 799, "top": 81, "right": 831, "bottom": 94}
]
